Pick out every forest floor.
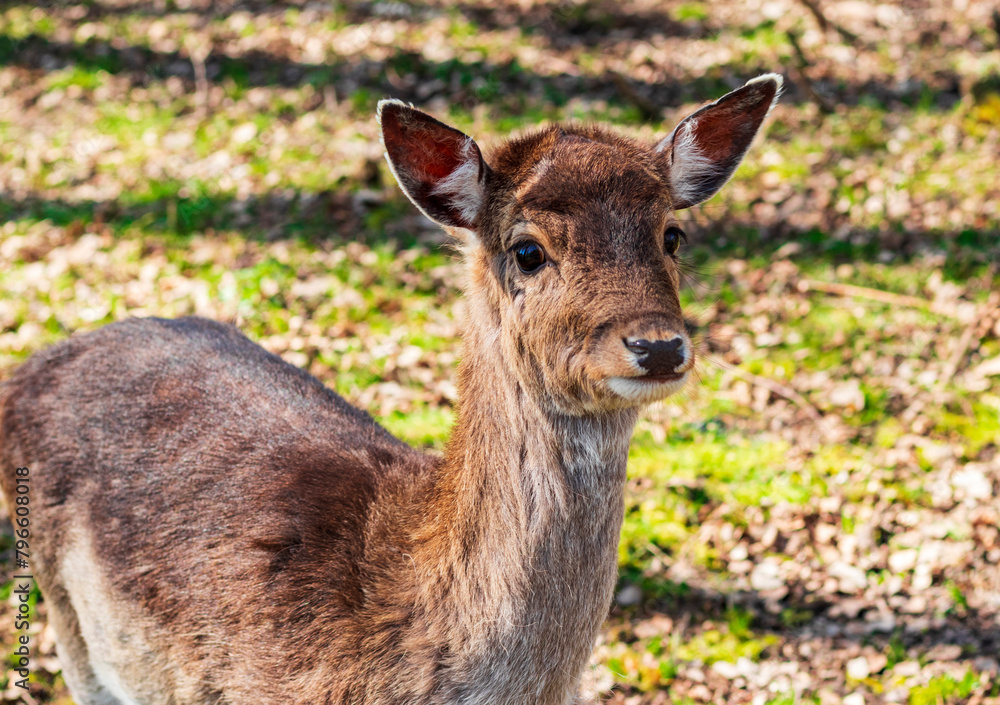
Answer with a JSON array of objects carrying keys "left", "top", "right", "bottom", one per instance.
[{"left": 0, "top": 0, "right": 999, "bottom": 703}]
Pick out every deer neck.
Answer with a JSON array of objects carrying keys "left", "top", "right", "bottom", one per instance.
[{"left": 412, "top": 299, "right": 639, "bottom": 702}]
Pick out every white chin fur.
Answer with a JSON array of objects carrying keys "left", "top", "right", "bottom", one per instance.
[{"left": 606, "top": 374, "right": 689, "bottom": 404}]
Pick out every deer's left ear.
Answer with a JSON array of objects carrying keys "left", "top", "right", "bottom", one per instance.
[
  {"left": 378, "top": 99, "right": 490, "bottom": 232},
  {"left": 657, "top": 74, "right": 783, "bottom": 210}
]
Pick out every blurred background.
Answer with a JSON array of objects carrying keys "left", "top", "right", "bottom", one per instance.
[{"left": 0, "top": 0, "right": 998, "bottom": 703}]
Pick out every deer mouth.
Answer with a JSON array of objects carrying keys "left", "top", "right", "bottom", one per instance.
[
  {"left": 636, "top": 372, "right": 685, "bottom": 383},
  {"left": 604, "top": 371, "right": 690, "bottom": 404}
]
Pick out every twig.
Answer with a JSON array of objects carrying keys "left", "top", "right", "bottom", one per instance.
[
  {"left": 785, "top": 30, "right": 835, "bottom": 114},
  {"left": 799, "top": 0, "right": 829, "bottom": 32},
  {"left": 184, "top": 21, "right": 212, "bottom": 117},
  {"left": 941, "top": 324, "right": 980, "bottom": 390},
  {"left": 607, "top": 70, "right": 662, "bottom": 121},
  {"left": 939, "top": 291, "right": 1000, "bottom": 388},
  {"left": 796, "top": 0, "right": 860, "bottom": 45},
  {"left": 798, "top": 279, "right": 953, "bottom": 316},
  {"left": 723, "top": 364, "right": 833, "bottom": 442},
  {"left": 192, "top": 53, "right": 209, "bottom": 113},
  {"left": 324, "top": 85, "right": 339, "bottom": 113}
]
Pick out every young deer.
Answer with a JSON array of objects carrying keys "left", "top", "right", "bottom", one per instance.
[{"left": 0, "top": 75, "right": 781, "bottom": 705}]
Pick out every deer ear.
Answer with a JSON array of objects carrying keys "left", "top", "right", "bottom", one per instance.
[
  {"left": 378, "top": 99, "right": 490, "bottom": 231},
  {"left": 657, "top": 74, "right": 783, "bottom": 210}
]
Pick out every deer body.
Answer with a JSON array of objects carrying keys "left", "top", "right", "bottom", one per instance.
[{"left": 0, "top": 75, "right": 781, "bottom": 705}]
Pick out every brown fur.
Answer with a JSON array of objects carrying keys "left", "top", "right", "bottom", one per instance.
[{"left": 0, "top": 76, "right": 781, "bottom": 705}]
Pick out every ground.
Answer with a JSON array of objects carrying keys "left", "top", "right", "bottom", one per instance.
[{"left": 0, "top": 0, "right": 999, "bottom": 703}]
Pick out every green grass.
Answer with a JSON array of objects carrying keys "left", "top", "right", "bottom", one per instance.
[
  {"left": 909, "top": 672, "right": 979, "bottom": 705},
  {"left": 1, "top": 3, "right": 999, "bottom": 704}
]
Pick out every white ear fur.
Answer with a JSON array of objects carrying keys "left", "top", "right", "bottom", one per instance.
[
  {"left": 430, "top": 138, "right": 485, "bottom": 230},
  {"left": 657, "top": 116, "right": 722, "bottom": 211}
]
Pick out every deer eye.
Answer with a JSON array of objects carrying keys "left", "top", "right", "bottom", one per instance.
[
  {"left": 514, "top": 241, "right": 547, "bottom": 273},
  {"left": 663, "top": 226, "right": 686, "bottom": 255}
]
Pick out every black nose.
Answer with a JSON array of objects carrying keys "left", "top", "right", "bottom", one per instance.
[{"left": 625, "top": 337, "right": 687, "bottom": 375}]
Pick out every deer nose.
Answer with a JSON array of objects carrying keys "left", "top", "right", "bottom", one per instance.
[{"left": 624, "top": 337, "right": 687, "bottom": 376}]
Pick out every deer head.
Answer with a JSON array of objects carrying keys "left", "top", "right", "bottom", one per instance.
[{"left": 379, "top": 75, "right": 782, "bottom": 416}]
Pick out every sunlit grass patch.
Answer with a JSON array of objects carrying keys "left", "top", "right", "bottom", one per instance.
[
  {"left": 379, "top": 405, "right": 454, "bottom": 450},
  {"left": 908, "top": 671, "right": 980, "bottom": 705}
]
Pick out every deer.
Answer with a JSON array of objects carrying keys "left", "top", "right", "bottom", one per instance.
[{"left": 0, "top": 74, "right": 781, "bottom": 705}]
